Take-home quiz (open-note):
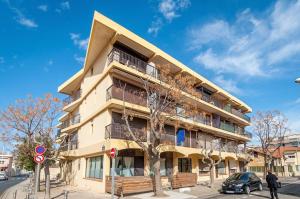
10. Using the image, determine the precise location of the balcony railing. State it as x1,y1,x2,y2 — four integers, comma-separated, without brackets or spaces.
106,85,249,138
61,114,81,129
63,89,82,106
108,48,160,79
60,140,78,151
106,85,147,106
107,47,250,122
105,123,147,142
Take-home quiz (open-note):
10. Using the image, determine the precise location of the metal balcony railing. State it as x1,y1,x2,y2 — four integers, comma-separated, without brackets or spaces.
107,47,250,123
106,85,147,106
63,89,82,106
61,114,81,129
105,123,147,142
107,48,160,79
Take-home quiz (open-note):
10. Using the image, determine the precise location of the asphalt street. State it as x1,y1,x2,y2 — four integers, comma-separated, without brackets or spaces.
0,176,27,198
200,179,300,199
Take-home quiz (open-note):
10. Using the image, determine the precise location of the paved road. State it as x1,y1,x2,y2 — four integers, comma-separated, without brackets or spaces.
0,176,27,198
199,179,300,199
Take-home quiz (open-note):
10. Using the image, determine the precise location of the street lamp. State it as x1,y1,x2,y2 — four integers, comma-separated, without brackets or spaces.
296,78,300,84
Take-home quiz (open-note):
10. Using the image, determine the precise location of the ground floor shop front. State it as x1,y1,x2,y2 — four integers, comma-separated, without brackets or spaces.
59,147,248,194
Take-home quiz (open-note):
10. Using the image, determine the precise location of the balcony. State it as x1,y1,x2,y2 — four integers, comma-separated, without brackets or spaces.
106,85,147,106
105,123,147,142
106,85,249,139
63,89,82,106
108,48,159,79
60,140,78,152
107,48,250,123
61,114,81,129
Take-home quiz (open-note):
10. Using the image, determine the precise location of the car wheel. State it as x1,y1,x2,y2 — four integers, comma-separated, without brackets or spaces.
258,183,263,191
244,186,250,195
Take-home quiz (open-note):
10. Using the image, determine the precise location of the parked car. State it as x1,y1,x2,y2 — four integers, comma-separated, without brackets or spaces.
0,172,8,181
222,172,262,194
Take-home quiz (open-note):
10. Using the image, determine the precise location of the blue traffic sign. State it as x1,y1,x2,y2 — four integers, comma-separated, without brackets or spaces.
35,145,46,155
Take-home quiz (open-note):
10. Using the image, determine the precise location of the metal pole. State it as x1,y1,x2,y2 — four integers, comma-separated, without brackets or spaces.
111,157,115,199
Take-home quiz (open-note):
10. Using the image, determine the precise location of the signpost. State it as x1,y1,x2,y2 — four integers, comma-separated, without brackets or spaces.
110,148,117,199
34,155,45,164
34,145,46,193
35,145,46,155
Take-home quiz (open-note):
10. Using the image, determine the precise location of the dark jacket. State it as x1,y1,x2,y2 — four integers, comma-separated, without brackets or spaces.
266,172,278,188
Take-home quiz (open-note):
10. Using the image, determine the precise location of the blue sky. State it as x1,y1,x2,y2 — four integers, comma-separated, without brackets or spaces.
0,0,300,151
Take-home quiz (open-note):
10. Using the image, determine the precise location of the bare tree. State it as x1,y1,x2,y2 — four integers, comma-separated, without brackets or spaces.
115,65,200,196
0,94,61,199
200,135,223,188
252,110,289,177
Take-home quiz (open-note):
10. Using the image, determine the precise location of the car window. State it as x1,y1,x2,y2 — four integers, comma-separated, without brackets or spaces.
239,173,249,181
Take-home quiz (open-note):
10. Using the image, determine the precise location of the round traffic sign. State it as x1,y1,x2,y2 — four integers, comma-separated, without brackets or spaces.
35,145,46,155
110,148,117,158
34,155,45,164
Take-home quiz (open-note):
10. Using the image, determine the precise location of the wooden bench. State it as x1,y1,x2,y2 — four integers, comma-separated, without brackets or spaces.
106,176,153,196
171,173,197,189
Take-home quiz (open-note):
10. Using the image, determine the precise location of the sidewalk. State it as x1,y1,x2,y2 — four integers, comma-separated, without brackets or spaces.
36,180,223,199
0,179,30,199
1,178,223,199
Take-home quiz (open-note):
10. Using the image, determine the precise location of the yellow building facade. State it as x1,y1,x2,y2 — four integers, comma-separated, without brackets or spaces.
56,11,252,193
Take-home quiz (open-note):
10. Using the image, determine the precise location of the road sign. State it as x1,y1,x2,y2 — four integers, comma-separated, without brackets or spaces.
110,148,117,158
35,145,46,155
34,155,45,164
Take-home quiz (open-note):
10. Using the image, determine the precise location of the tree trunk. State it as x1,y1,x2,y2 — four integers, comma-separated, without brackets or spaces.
152,155,165,197
35,163,41,193
209,164,215,188
263,155,267,179
44,161,51,199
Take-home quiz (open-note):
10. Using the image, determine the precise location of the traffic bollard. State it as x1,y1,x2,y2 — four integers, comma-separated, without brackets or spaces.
13,190,17,199
64,190,68,199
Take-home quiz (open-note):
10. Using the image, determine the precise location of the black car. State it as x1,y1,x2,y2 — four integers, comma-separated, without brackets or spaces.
222,172,263,194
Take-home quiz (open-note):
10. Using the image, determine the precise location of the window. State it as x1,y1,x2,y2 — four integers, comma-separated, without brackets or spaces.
217,160,226,174
112,156,135,177
0,160,4,164
249,166,264,172
85,156,103,179
199,159,210,175
160,158,166,176
178,158,192,173
176,129,185,146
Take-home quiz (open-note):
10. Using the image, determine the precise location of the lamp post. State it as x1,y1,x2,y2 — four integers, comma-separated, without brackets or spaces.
295,78,300,84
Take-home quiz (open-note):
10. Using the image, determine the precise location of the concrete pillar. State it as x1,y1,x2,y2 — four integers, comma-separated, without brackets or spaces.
173,153,178,175
144,152,150,176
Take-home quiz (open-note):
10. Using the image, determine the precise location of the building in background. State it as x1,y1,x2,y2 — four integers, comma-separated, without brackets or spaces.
56,11,252,193
273,146,300,176
0,154,13,176
247,146,300,177
273,134,300,147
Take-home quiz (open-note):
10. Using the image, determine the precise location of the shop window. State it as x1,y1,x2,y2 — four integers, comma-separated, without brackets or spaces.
85,156,103,179
178,158,192,173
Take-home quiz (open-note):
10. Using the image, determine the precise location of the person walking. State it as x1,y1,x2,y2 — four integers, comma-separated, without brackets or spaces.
266,170,279,199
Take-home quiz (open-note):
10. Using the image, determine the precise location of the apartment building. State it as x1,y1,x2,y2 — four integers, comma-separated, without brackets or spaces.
273,134,300,147
56,11,252,193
